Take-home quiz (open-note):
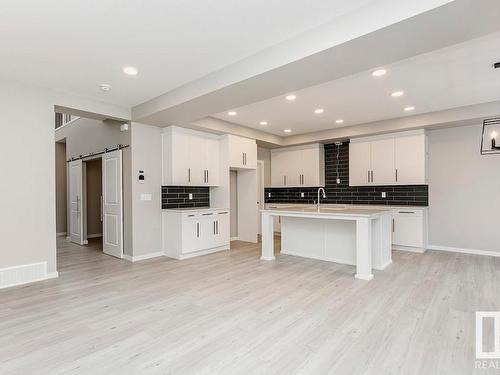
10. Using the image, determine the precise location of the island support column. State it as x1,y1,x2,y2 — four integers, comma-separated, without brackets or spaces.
261,212,275,260
355,217,373,280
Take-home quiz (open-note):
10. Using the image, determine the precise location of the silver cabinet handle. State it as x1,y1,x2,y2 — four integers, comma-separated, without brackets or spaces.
213,221,216,234
392,218,395,232
367,171,370,183
197,222,199,238
395,169,398,182
206,169,209,183
371,170,374,183
202,213,213,216
399,211,415,214
188,168,191,182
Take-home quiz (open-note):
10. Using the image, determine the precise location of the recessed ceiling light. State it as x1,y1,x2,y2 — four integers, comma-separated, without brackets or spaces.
335,119,344,124
259,121,268,126
404,106,415,112
372,69,387,77
284,129,292,133
285,94,297,101
314,108,324,114
391,91,404,97
123,66,138,76
99,83,111,91
228,111,237,116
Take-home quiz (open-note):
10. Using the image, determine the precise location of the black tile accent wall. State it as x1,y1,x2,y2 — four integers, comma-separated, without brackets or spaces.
161,186,210,209
265,142,428,206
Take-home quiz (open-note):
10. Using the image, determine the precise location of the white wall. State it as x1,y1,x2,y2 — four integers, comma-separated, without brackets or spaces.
0,78,129,278
428,124,500,253
130,123,162,257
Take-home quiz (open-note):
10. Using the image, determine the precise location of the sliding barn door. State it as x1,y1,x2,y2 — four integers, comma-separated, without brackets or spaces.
102,150,123,258
69,160,84,245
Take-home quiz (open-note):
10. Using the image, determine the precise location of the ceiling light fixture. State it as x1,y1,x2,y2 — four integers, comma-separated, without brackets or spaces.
123,66,138,76
335,119,344,124
228,111,237,116
99,83,111,91
404,106,415,112
259,121,268,126
391,91,404,97
314,108,324,114
285,94,297,101
372,69,387,77
284,129,292,133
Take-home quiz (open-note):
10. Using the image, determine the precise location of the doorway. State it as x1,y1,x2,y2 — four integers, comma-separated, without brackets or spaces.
85,158,102,248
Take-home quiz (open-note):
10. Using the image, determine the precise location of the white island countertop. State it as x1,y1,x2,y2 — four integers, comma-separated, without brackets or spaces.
162,207,228,213
261,205,391,218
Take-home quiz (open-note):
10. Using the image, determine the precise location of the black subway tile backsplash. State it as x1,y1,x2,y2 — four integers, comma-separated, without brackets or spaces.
161,186,210,209
265,142,428,206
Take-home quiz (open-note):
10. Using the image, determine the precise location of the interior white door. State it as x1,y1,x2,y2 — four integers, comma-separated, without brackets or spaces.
102,150,123,258
69,160,84,245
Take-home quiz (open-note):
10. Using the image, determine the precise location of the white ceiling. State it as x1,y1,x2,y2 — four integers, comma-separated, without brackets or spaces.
212,32,500,136
0,0,381,108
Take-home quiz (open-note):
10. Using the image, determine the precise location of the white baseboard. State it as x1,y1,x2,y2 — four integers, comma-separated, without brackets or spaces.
87,233,103,239
167,245,230,260
123,251,164,262
427,245,500,258
392,245,426,253
230,237,239,241
56,232,67,237
82,240,88,245
0,262,59,289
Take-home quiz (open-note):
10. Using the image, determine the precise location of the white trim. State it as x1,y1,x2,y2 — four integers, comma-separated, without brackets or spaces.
123,252,164,262
167,246,229,260
392,245,426,254
230,237,240,241
0,262,59,289
87,233,103,239
427,245,500,258
56,232,67,237
82,240,89,245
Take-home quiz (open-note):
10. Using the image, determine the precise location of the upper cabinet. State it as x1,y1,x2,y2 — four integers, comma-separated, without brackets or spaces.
227,134,257,169
349,130,427,186
271,144,325,187
162,126,220,186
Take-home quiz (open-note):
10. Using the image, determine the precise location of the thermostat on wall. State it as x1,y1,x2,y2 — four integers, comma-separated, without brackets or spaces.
138,170,145,183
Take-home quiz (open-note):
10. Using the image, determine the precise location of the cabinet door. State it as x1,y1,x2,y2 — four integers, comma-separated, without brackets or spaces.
182,217,203,253
392,210,424,248
187,135,204,185
395,135,426,184
214,211,230,247
284,149,301,186
299,147,319,187
243,140,257,169
205,138,220,186
370,138,395,185
349,142,371,186
271,151,288,187
171,132,191,185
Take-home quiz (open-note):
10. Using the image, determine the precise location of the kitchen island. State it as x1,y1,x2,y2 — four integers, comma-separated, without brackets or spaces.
261,206,393,280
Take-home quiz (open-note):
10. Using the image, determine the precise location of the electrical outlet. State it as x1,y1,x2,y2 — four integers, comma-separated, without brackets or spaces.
336,178,341,184
301,192,304,198
381,192,386,198
268,192,271,198
188,193,193,200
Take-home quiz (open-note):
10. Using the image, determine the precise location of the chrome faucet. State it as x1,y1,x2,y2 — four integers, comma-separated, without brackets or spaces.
317,188,326,210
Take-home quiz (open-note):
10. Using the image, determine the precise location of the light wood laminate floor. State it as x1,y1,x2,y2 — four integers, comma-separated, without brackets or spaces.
1,237,499,375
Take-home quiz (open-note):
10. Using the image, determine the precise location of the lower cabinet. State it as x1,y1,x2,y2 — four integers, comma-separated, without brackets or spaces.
163,209,230,259
392,208,427,252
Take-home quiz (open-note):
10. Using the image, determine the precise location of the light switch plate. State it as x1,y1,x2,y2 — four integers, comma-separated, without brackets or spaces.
381,192,386,198
336,178,341,184
188,193,193,200
140,193,152,201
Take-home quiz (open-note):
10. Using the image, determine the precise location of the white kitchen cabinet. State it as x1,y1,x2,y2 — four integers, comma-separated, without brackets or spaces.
370,138,395,185
163,208,230,259
349,130,427,186
392,208,427,252
162,126,220,186
394,134,426,184
270,144,325,187
227,134,257,169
